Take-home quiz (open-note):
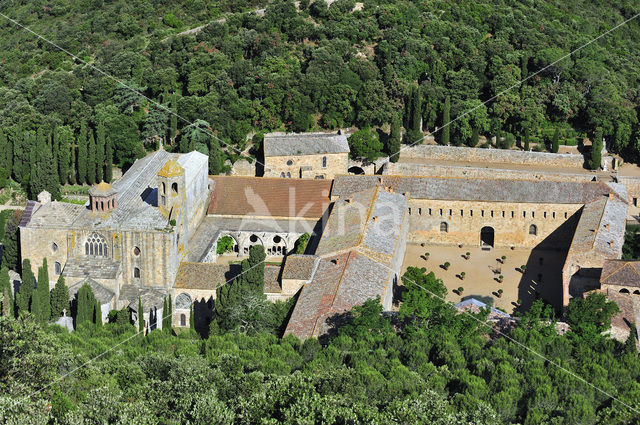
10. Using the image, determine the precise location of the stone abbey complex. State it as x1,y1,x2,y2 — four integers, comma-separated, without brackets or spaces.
18,132,640,338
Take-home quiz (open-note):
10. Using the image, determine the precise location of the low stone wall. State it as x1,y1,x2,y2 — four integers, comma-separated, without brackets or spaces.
387,162,594,182
401,145,586,168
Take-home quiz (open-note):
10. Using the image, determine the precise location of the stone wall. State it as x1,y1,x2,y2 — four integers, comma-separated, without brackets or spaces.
264,152,348,179
20,227,69,287
406,199,583,249
401,145,587,168
387,162,595,182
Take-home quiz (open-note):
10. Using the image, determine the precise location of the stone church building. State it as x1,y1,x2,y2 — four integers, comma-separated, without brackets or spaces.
20,149,209,330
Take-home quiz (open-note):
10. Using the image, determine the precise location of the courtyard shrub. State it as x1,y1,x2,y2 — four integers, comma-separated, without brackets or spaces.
216,236,235,255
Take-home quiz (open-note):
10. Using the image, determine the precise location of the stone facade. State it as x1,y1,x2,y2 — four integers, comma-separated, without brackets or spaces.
264,152,348,179
406,199,583,248
20,150,210,318
262,131,350,179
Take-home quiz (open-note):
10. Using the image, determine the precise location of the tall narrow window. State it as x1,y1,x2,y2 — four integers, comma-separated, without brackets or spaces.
322,156,327,168
180,314,186,327
529,224,537,235
134,267,141,278
440,222,448,232
55,262,61,275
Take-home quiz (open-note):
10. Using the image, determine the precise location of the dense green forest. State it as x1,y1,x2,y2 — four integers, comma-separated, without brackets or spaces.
1,266,639,424
0,0,639,198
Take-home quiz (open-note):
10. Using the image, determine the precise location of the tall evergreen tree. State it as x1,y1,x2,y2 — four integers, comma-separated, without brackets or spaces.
170,93,178,146
69,134,77,185
0,129,12,177
96,121,105,183
77,122,88,184
162,297,168,330
138,296,144,332
551,128,560,153
441,96,451,146
16,259,35,315
87,129,96,185
75,283,97,327
209,138,223,175
55,126,72,185
2,211,21,272
30,130,60,200
189,304,194,330
167,294,172,331
590,127,603,170
523,127,530,151
0,266,13,317
105,134,113,183
470,127,479,147
32,258,51,323
50,274,69,320
94,299,102,327
388,113,402,163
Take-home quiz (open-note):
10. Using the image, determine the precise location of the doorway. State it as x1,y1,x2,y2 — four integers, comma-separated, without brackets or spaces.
481,226,494,247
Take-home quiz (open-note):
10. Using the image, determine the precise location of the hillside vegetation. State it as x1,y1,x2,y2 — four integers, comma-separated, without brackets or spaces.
0,0,639,197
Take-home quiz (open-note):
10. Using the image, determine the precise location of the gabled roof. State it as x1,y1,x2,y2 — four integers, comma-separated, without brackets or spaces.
208,176,332,219
331,175,620,204
282,255,320,281
157,159,184,177
24,201,85,228
174,262,240,290
601,260,640,288
263,131,350,157
68,278,115,304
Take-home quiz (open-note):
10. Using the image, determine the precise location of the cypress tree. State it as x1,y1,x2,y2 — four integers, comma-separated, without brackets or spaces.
50,133,59,184
411,87,422,135
388,113,402,163
0,266,13,317
138,296,144,332
16,259,35,315
69,134,77,185
0,129,12,176
590,127,603,170
523,127,530,151
33,258,51,323
162,297,168,330
551,128,560,153
96,121,105,183
105,135,113,183
189,304,194,330
442,96,451,146
12,124,26,182
50,274,69,320
87,129,96,185
55,127,71,185
75,283,97,327
167,294,172,331
209,138,223,175
77,122,88,184
94,299,102,327
470,127,479,147
170,93,178,146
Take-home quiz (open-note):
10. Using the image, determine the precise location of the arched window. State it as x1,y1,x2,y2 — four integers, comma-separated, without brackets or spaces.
134,267,140,278
440,222,448,232
85,233,108,257
280,172,286,177
620,288,630,294
322,156,327,168
180,314,186,327
52,242,58,252
529,224,537,235
133,246,141,257
54,261,61,275
161,182,166,194
171,182,178,194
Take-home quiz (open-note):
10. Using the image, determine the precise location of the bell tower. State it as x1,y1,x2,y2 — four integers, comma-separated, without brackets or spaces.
157,159,185,219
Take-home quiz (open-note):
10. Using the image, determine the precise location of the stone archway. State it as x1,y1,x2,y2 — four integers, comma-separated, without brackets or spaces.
480,226,494,247
348,166,365,175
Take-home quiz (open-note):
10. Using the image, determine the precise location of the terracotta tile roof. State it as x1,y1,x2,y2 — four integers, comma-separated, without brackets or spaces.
284,251,393,339
208,176,332,219
174,262,240,289
264,265,282,293
601,260,640,288
282,255,319,281
331,175,620,204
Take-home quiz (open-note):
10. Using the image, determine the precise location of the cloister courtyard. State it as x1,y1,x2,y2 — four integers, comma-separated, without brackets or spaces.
400,243,567,314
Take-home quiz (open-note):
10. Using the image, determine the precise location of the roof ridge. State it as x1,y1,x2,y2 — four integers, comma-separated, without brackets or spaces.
311,252,352,337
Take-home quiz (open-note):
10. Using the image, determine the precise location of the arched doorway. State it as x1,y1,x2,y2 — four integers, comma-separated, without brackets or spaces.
480,226,494,247
348,166,365,175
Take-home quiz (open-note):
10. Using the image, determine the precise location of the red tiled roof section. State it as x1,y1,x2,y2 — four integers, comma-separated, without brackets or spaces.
601,260,640,288
208,176,332,219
